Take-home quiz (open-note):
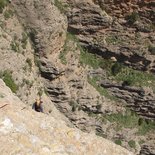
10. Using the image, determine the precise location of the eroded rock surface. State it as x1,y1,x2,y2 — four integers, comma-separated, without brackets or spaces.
0,0,154,154
101,81,155,119
66,0,155,72
0,79,133,155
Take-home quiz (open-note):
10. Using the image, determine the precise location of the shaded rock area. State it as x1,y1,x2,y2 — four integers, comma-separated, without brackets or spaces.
100,81,155,119
40,58,65,80
66,0,155,73
140,144,155,155
67,1,112,35
0,79,133,155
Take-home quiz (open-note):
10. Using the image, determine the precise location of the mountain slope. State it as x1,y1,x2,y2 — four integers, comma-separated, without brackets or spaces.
0,79,133,155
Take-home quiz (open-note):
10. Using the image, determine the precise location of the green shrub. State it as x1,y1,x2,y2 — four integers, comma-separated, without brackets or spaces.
26,58,32,70
0,0,9,13
69,101,78,112
138,118,143,126
128,140,136,149
21,32,28,49
96,104,102,111
111,62,123,76
96,130,107,138
22,79,33,88
2,70,18,93
148,45,155,55
10,41,20,52
4,9,13,19
115,139,122,146
122,79,132,86
126,11,139,25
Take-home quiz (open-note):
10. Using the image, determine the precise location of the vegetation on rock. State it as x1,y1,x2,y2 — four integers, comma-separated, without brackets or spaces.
0,0,9,13
0,70,18,93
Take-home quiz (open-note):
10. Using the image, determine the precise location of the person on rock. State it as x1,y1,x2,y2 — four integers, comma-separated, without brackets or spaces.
32,97,43,113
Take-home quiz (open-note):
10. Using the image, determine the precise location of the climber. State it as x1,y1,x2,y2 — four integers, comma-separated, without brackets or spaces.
32,97,43,113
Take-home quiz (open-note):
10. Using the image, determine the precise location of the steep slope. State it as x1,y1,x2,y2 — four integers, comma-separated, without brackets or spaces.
0,79,133,155
0,0,155,154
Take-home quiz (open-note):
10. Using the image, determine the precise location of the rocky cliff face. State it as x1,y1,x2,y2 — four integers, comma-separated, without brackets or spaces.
67,0,155,73
0,79,133,155
0,0,155,154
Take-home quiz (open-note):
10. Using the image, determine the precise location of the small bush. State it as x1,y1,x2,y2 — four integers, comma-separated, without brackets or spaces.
2,70,18,93
22,79,33,88
10,41,20,53
115,139,122,146
21,32,28,49
96,104,102,111
4,9,13,19
0,0,9,13
138,118,143,126
122,79,133,86
128,140,136,149
69,101,78,112
111,62,123,76
126,11,139,25
26,58,32,70
148,45,155,55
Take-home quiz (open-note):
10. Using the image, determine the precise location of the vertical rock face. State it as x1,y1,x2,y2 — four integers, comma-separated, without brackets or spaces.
0,79,134,155
100,81,155,119
12,0,67,55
